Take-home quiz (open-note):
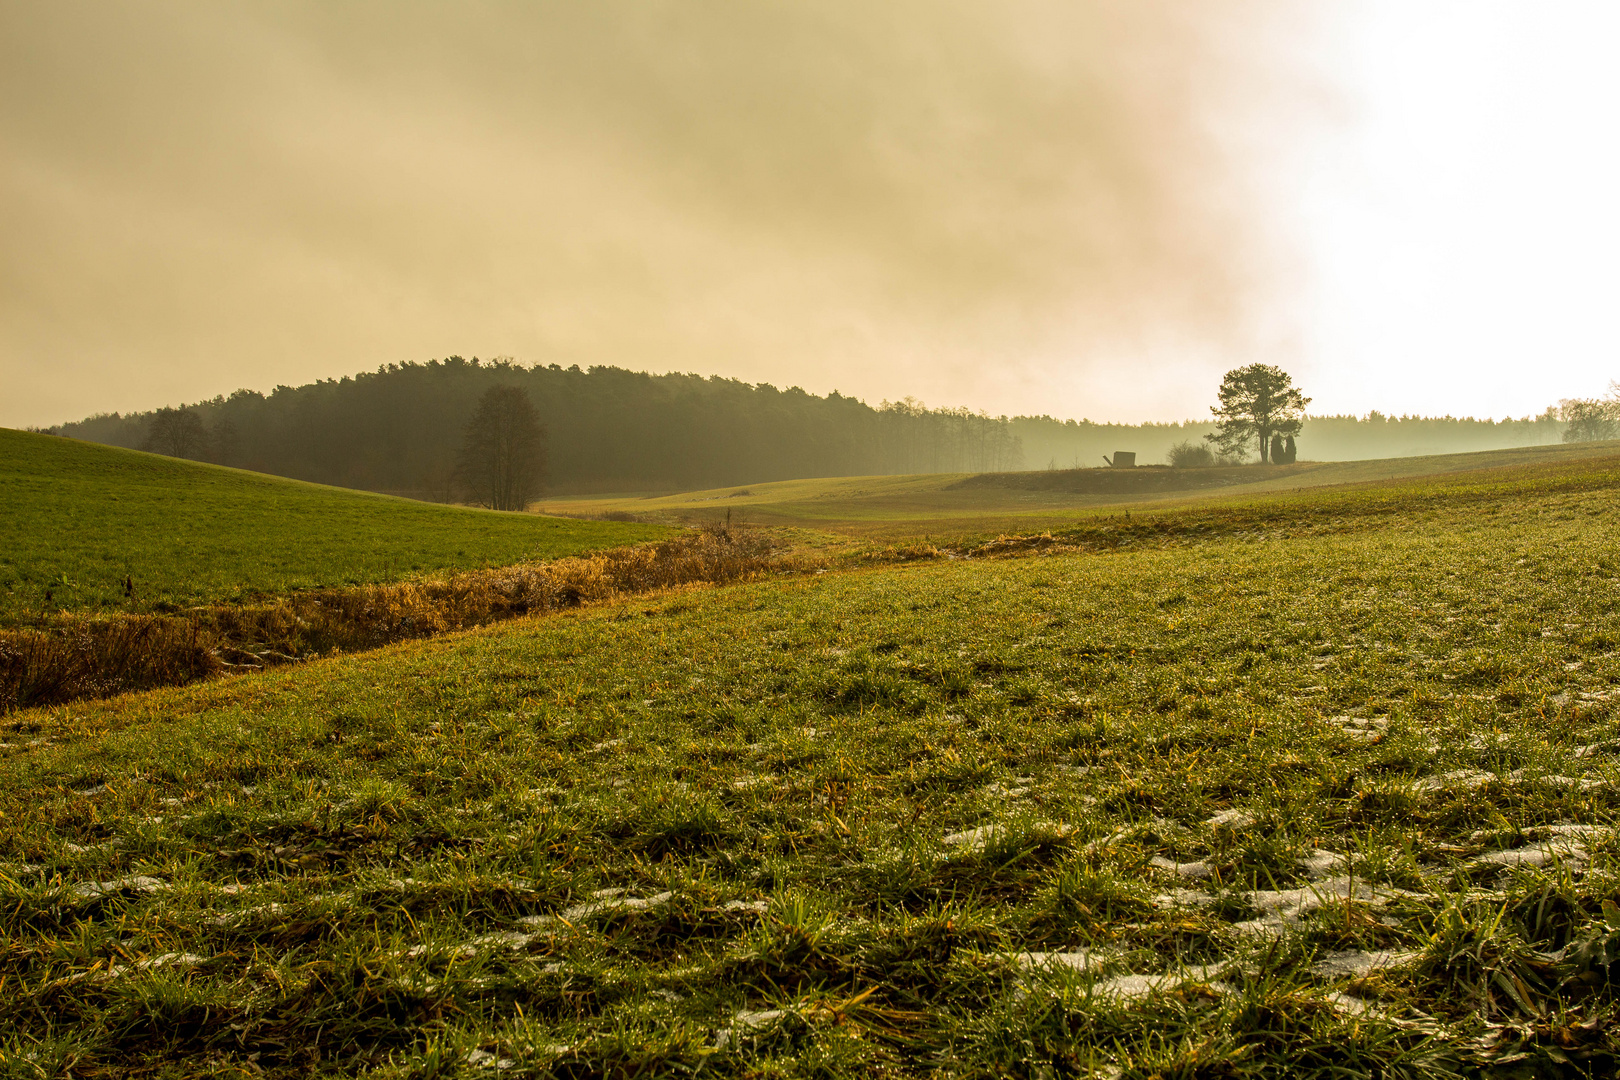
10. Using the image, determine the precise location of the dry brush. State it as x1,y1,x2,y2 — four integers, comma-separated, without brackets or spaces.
1,527,796,712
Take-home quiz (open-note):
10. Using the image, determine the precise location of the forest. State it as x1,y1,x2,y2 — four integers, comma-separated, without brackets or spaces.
52,359,1022,497
50,358,1570,497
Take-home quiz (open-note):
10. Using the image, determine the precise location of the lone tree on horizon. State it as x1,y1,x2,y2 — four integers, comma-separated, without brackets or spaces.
1206,364,1309,464
456,385,547,510
143,407,208,459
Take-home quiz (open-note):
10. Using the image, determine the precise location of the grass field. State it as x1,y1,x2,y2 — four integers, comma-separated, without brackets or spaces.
4,451,1619,1076
0,429,670,622
537,440,1620,539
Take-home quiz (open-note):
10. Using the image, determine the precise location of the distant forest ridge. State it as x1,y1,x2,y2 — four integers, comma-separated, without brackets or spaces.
51,358,1567,497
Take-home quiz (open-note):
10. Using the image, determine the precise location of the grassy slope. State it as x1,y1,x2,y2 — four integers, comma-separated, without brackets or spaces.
539,439,1620,539
3,456,1619,1075
0,428,670,621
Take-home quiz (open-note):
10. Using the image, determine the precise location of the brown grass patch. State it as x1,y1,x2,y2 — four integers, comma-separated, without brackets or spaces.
1,526,800,712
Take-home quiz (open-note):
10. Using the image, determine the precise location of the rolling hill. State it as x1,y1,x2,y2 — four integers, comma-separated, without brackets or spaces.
0,428,669,621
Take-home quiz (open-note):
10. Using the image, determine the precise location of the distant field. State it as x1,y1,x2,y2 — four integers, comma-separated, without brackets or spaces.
539,439,1620,538
4,449,1620,1075
0,429,670,621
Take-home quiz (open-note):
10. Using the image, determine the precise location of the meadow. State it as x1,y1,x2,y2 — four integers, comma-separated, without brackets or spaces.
2,449,1618,1076
0,430,668,622
536,440,1620,539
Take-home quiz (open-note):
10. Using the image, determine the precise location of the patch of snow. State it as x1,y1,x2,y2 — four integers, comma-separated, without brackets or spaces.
984,781,1032,799
1312,949,1420,979
1324,715,1388,744
211,902,286,927
1013,949,1109,973
1574,740,1620,758
1507,770,1607,792
138,951,204,970
1235,876,1423,938
943,822,1072,852
714,1008,790,1050
1412,769,1494,794
467,931,539,951
1470,837,1589,871
1090,964,1231,1001
463,1049,515,1070
1525,823,1610,840
1324,991,1377,1017
1206,809,1255,829
1149,856,1213,880
1298,849,1349,880
70,876,167,900
80,951,208,982
561,890,675,922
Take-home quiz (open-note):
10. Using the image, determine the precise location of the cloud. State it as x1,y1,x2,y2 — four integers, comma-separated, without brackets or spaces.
0,0,1316,426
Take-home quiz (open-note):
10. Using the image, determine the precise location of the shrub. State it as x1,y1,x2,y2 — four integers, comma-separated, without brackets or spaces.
1167,440,1216,468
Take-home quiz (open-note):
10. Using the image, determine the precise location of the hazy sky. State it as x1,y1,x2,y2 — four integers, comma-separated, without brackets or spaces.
3,2,1617,429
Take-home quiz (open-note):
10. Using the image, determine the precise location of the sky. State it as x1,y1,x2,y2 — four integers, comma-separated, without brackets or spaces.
2,1,1617,429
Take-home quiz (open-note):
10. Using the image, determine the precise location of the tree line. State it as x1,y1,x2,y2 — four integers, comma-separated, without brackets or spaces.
47,359,1607,498
54,359,1024,498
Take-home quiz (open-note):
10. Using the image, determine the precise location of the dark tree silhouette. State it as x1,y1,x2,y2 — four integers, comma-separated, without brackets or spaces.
456,385,547,510
1206,365,1309,464
143,407,208,459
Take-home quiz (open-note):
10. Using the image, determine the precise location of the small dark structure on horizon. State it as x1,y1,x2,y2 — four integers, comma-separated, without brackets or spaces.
1103,452,1136,468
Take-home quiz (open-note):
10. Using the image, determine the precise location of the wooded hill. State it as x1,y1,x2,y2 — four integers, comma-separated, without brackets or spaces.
55,359,1022,497
51,358,1567,497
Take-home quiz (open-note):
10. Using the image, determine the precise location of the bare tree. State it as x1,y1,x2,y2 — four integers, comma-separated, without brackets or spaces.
143,407,208,458
1560,382,1620,443
1205,365,1310,464
456,385,547,510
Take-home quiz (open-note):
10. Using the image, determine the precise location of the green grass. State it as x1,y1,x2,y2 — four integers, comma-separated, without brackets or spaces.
0,429,671,621
539,439,1620,539
3,454,1619,1075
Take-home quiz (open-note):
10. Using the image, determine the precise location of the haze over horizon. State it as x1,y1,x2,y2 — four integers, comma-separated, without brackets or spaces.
4,1,1618,431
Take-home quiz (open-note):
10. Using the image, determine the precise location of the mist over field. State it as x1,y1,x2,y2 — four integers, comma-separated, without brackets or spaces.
47,359,1572,498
